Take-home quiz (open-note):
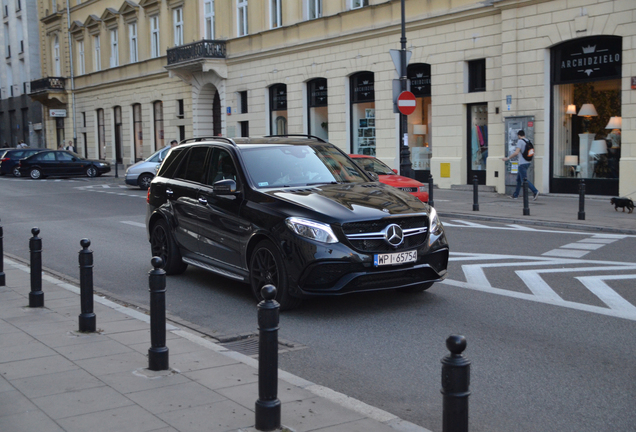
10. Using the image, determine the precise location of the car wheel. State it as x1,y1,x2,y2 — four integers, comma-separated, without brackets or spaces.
397,282,434,293
85,166,98,177
150,219,187,275
138,173,153,190
29,168,42,180
249,239,301,311
12,167,21,177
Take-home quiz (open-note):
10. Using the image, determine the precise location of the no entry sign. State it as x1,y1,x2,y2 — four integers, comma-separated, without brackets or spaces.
397,91,417,116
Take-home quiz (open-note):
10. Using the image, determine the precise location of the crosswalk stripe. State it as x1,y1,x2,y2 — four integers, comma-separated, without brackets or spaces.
577,275,636,313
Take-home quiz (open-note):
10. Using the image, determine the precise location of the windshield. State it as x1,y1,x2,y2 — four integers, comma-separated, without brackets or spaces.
241,144,369,188
353,157,396,175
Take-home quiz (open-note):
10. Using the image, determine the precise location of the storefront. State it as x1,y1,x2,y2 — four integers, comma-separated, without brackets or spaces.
550,36,622,195
406,63,432,182
350,71,375,156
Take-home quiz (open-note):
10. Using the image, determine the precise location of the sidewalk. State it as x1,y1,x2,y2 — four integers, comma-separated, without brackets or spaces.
0,259,429,432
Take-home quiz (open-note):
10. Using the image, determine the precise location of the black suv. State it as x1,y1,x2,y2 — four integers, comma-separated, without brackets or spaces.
146,136,449,309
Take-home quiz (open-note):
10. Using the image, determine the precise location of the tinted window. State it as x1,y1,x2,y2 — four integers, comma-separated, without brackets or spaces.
206,149,237,186
174,147,209,183
10,150,25,158
157,147,186,178
57,152,74,161
35,152,55,161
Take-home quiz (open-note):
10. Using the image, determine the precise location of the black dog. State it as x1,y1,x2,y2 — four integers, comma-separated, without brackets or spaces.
611,197,634,213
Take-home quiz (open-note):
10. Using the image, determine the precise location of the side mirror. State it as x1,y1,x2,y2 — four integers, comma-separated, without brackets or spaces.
213,178,238,195
392,169,398,174
366,171,380,181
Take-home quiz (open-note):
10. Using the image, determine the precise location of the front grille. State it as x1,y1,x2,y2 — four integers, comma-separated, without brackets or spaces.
341,217,428,253
349,266,439,291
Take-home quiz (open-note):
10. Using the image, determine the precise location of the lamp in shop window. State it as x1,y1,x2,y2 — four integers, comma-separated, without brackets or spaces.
564,155,578,177
577,104,598,133
413,124,427,147
589,139,607,158
605,116,622,130
566,104,577,115
605,116,621,151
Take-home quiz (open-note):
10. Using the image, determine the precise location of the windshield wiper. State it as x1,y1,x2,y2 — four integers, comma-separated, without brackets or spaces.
305,181,340,186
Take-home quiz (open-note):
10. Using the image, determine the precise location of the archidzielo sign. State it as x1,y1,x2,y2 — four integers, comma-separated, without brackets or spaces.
552,36,622,84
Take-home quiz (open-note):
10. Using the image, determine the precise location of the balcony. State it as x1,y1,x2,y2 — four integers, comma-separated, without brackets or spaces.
28,77,67,106
166,40,227,80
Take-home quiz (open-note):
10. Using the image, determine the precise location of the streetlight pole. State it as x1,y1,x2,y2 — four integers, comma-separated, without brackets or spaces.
399,0,412,178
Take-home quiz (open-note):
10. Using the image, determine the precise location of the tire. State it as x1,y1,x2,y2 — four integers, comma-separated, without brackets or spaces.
12,167,21,177
249,239,301,311
29,168,42,180
397,282,434,293
138,173,153,190
150,219,188,275
85,166,98,177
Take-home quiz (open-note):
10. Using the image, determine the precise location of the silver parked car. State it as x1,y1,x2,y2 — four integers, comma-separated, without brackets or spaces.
125,146,171,189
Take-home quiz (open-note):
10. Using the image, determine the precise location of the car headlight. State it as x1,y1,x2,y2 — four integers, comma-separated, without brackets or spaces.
419,186,426,193
285,217,338,244
429,206,443,236
96,163,106,167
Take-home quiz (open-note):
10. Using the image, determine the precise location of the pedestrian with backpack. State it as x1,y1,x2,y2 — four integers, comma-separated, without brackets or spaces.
502,130,539,200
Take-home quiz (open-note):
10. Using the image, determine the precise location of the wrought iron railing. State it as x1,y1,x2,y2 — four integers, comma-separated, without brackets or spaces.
29,77,66,93
167,40,226,65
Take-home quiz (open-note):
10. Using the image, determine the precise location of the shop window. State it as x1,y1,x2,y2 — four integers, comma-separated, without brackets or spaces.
307,78,328,141
350,72,375,155
96,108,105,159
407,63,432,173
270,84,287,135
133,103,143,161
468,59,485,93
153,101,164,151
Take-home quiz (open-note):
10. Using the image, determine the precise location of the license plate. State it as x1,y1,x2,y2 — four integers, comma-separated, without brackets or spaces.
374,250,417,267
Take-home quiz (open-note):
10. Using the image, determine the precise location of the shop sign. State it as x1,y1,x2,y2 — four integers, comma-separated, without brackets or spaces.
271,84,287,110
50,109,67,117
309,79,328,107
407,63,431,97
352,72,374,103
552,36,622,84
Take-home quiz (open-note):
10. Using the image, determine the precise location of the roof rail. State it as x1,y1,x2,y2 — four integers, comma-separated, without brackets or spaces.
264,134,327,143
179,136,238,146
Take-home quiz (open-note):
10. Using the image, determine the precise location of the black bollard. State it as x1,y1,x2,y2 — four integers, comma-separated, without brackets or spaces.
255,285,281,431
148,256,169,371
441,335,471,432
472,175,479,211
578,179,586,220
78,239,96,332
522,179,530,216
29,228,44,308
0,219,5,286
428,174,435,207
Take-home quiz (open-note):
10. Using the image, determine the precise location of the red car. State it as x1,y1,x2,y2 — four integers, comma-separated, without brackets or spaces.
349,154,429,203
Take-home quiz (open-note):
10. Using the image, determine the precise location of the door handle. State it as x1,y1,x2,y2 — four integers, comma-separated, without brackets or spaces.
198,197,208,205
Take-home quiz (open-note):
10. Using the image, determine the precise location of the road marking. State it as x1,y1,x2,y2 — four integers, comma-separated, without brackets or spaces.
442,219,636,238
576,275,636,314
120,221,146,228
560,242,605,250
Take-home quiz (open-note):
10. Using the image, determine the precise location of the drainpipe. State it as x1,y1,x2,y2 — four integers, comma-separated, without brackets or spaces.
66,0,77,154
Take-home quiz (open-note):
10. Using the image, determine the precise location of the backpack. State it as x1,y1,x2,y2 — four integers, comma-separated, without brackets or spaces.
521,138,534,161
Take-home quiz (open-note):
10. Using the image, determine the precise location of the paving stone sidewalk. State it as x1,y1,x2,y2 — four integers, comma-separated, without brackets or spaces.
0,259,430,432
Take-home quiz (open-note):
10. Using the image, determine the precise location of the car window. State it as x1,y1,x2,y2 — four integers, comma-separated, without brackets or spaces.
354,157,395,175
10,150,25,158
241,144,368,188
147,147,167,163
56,152,74,161
206,149,237,186
174,147,209,183
35,152,56,161
157,147,186,178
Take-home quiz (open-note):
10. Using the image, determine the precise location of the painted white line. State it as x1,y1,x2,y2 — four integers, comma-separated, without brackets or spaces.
560,242,605,250
576,275,636,314
121,221,146,228
580,238,621,244
515,270,562,301
542,249,589,258
462,265,491,288
506,224,539,231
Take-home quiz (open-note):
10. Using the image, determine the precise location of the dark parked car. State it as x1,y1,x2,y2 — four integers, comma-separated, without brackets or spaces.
146,136,449,310
17,150,111,179
0,148,44,176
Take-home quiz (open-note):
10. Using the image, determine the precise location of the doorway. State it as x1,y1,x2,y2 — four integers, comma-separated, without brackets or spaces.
467,103,488,184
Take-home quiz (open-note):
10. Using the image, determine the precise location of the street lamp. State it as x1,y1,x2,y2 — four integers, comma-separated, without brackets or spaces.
399,0,413,179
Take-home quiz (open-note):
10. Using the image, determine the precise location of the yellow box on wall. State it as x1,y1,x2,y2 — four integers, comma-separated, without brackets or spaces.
440,163,451,178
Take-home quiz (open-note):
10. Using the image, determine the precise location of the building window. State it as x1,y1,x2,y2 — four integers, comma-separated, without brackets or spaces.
177,99,184,118
179,126,185,141
407,63,432,172
269,84,287,135
307,0,322,19
93,34,101,71
153,101,164,151
16,17,23,53
307,78,328,141
15,0,20,12
270,0,281,29
237,0,248,37
204,0,214,39
3,23,9,59
97,108,105,159
351,0,368,9
133,103,143,161
238,91,248,114
468,59,486,93
114,106,123,163
17,59,24,96
239,121,249,137
77,40,85,74
54,35,61,74
173,8,183,46
110,29,119,67
150,15,160,58
350,71,375,155
128,23,138,63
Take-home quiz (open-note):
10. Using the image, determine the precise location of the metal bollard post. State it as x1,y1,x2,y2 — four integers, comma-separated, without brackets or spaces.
255,285,281,431
148,256,169,371
522,179,530,216
428,174,435,207
441,335,471,432
0,219,5,286
472,175,479,211
578,179,586,220
29,228,44,308
78,239,96,332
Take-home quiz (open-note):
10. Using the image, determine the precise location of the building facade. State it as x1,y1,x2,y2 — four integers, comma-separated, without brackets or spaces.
32,0,635,197
0,0,43,148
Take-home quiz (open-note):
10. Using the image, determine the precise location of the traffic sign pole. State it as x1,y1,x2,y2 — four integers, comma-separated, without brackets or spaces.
399,0,412,179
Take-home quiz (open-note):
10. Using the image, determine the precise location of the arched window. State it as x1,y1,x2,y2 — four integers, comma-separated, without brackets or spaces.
307,78,328,141
350,71,375,155
407,63,432,173
269,84,287,135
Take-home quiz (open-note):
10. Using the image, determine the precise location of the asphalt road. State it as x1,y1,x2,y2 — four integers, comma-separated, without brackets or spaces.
1,176,635,432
